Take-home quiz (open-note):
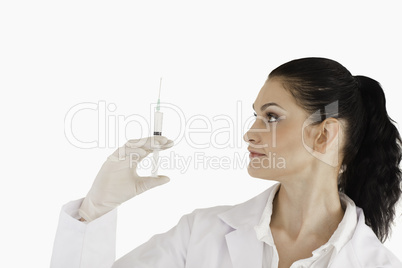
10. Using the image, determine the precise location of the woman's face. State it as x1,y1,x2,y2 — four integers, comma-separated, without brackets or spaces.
244,77,316,181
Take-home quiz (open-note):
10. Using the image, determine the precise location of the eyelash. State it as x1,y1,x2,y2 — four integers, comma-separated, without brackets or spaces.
253,112,280,123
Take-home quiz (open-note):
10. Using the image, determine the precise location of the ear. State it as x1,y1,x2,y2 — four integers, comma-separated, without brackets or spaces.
302,117,342,167
313,118,340,154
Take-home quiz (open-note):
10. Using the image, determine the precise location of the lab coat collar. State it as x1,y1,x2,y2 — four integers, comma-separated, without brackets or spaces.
218,184,276,229
218,185,276,268
329,207,402,267
217,183,402,267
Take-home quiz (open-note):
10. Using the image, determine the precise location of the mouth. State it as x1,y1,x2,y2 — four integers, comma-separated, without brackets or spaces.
248,149,266,158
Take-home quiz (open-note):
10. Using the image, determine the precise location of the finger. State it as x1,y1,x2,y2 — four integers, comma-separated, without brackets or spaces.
126,136,170,149
108,147,148,162
135,175,170,193
159,139,174,150
150,135,168,147
126,137,149,148
146,139,174,153
141,136,169,150
124,147,149,160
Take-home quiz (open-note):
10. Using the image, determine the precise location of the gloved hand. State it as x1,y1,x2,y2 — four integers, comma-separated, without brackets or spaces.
79,135,174,222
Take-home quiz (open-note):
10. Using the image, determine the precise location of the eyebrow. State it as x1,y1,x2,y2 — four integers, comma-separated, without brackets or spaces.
252,102,285,111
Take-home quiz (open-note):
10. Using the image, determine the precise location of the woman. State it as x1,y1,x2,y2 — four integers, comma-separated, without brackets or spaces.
51,58,402,267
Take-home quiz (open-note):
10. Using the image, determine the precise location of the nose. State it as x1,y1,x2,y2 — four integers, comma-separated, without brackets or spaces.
243,130,258,144
243,120,262,145
244,116,272,147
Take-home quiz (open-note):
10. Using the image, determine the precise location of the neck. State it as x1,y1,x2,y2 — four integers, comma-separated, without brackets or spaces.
270,170,344,242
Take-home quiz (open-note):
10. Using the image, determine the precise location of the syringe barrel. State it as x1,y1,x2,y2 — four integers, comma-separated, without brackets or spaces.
154,110,163,135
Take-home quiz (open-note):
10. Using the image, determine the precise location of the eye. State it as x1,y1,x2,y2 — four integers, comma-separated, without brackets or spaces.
253,112,281,123
266,113,280,123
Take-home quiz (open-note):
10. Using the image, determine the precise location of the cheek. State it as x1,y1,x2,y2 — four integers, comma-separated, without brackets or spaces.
266,123,309,165
263,123,302,150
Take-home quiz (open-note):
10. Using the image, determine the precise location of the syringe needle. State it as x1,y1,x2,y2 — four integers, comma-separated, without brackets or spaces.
157,77,162,111
158,77,162,100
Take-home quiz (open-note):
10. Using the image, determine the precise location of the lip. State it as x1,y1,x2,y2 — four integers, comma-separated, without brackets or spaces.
248,148,266,158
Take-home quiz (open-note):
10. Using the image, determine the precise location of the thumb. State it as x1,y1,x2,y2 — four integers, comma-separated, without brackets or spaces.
134,175,170,194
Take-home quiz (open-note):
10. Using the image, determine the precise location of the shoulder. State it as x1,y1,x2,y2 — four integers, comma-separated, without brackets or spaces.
185,183,278,229
333,207,402,267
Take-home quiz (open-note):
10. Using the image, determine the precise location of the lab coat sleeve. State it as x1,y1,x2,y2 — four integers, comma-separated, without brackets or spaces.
50,198,117,268
51,199,193,268
112,212,191,268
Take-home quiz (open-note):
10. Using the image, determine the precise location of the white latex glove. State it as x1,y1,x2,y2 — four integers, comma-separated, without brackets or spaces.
79,135,174,222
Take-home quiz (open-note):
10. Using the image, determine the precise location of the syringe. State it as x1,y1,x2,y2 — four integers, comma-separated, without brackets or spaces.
152,77,163,177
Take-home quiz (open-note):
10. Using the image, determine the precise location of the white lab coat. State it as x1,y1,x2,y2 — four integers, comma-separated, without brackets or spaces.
51,185,402,268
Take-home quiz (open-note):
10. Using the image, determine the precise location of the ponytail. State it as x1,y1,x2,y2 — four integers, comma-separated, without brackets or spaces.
339,76,402,242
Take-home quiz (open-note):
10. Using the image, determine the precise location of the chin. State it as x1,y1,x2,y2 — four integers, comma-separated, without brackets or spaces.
247,166,279,181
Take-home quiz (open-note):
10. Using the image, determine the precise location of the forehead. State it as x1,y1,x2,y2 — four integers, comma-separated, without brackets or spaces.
254,78,295,108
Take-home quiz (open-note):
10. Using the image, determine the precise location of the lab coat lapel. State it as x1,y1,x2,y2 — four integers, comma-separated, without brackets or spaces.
218,185,277,268
225,226,263,268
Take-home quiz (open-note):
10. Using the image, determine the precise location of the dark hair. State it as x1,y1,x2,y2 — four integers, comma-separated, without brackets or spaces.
268,57,402,242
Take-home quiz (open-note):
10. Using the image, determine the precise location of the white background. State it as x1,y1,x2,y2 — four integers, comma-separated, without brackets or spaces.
1,0,401,266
